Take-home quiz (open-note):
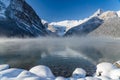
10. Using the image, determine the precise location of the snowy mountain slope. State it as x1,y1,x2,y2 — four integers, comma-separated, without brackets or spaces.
50,9,103,31
64,10,120,36
0,0,48,37
65,17,103,36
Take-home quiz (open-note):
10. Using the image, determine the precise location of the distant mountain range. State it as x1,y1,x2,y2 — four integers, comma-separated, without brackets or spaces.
0,0,120,37
48,9,120,37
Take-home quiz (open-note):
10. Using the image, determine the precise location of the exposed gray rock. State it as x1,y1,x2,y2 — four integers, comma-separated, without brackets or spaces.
88,17,120,37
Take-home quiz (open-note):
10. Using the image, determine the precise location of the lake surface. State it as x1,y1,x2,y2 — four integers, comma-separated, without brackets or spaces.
0,37,120,77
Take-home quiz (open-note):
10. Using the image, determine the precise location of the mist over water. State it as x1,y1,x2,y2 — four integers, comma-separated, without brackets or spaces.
0,37,120,77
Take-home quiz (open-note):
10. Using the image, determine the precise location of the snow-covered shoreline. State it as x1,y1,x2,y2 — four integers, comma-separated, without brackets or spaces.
0,61,120,80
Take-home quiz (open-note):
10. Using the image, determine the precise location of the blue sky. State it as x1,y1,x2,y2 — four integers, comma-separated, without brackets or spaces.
26,0,120,22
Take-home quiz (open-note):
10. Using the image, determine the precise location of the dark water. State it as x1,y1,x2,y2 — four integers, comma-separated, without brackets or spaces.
0,37,120,77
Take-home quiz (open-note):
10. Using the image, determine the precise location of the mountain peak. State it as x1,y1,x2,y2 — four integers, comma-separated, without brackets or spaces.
91,9,103,17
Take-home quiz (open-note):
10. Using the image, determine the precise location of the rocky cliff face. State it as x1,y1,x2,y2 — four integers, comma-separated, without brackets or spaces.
88,17,120,37
0,0,48,37
99,11,118,20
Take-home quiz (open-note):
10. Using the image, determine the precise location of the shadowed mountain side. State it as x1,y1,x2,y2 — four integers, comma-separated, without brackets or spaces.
88,17,120,37
0,0,48,37
65,17,103,36
0,20,35,37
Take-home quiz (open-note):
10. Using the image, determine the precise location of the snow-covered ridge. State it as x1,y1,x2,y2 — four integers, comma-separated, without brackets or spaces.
49,9,120,30
49,9,103,36
48,9,120,36
49,9,103,30
0,60,120,80
50,20,84,31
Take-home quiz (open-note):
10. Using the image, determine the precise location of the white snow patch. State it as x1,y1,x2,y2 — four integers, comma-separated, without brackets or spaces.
116,11,120,17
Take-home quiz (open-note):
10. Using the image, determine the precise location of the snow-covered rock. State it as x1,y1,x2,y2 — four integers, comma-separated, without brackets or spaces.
17,70,39,78
0,64,9,71
55,76,66,80
0,61,120,80
113,60,120,68
95,62,120,79
95,62,117,77
96,76,110,80
66,77,76,80
72,68,86,79
109,69,120,80
0,68,25,78
85,77,100,80
29,65,55,79
77,78,85,80
1,76,43,80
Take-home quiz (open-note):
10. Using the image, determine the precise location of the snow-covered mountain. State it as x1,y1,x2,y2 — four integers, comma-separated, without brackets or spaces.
48,9,120,36
50,9,103,31
48,9,103,36
50,9,120,29
0,0,119,37
0,0,48,37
